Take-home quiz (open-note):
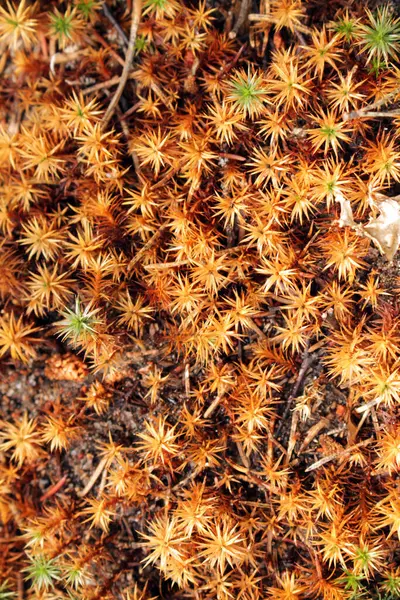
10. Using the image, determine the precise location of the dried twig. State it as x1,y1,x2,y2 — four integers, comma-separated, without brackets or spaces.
102,0,142,127
236,441,250,469
144,242,253,271
265,427,287,455
50,49,89,73
116,105,141,173
204,394,224,418
97,463,109,498
127,223,168,272
102,2,129,46
286,410,299,463
355,408,371,437
344,85,400,121
0,48,8,76
248,13,312,35
276,342,314,437
219,152,246,161
79,456,108,497
171,467,201,492
225,459,276,493
17,572,23,600
247,317,267,340
355,397,381,413
325,424,347,437
184,363,190,399
305,439,371,472
370,407,382,440
216,45,246,80
229,0,251,39
91,30,126,66
82,74,135,95
348,110,400,119
40,475,67,502
298,417,330,454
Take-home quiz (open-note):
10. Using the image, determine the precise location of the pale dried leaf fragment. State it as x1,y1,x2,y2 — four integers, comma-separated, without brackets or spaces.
363,198,400,261
335,193,400,261
335,192,355,227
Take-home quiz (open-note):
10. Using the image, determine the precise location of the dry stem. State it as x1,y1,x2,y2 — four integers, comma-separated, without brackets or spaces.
102,2,129,46
276,342,314,437
286,410,299,464
298,417,330,454
248,14,312,35
229,0,251,39
102,0,142,127
40,475,67,502
127,223,168,272
344,85,400,121
204,394,224,418
79,456,108,497
305,439,371,472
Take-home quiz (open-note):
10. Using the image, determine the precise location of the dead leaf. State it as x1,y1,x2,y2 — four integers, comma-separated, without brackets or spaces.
363,198,400,261
335,193,400,261
335,192,355,227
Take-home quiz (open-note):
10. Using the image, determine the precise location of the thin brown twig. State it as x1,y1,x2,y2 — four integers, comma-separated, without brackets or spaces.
298,417,330,454
276,342,314,437
97,463,109,498
355,397,382,414
350,110,400,119
121,100,142,119
216,45,246,80
265,427,287,455
204,394,223,418
82,74,132,95
116,105,141,173
102,0,142,127
229,0,251,39
79,457,108,497
286,410,299,464
91,30,126,67
171,468,201,492
184,363,190,399
248,13,312,35
127,223,168,272
370,407,382,440
355,408,371,437
247,317,267,341
344,85,400,120
305,439,371,472
38,31,48,59
236,441,250,469
102,2,129,46
225,459,276,493
144,258,194,271
144,241,254,271
17,572,23,600
307,339,325,353
144,236,305,272
219,152,246,161
0,48,8,76
40,475,67,502
50,49,89,68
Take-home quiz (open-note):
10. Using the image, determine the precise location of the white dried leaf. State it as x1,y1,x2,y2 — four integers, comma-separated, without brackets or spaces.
335,192,355,227
363,198,400,261
335,192,400,261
